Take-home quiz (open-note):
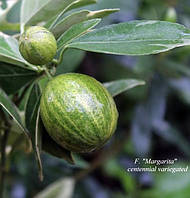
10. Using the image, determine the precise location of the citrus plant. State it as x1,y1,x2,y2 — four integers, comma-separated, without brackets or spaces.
1,0,190,197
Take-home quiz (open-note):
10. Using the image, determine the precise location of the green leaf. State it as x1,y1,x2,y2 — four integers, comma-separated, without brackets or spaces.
0,87,29,139
25,83,43,180
52,9,119,39
0,32,28,66
20,0,95,28
34,177,75,198
25,83,41,140
57,19,101,50
45,0,97,30
0,62,38,94
67,20,190,55
38,76,49,92
66,0,97,11
104,79,145,97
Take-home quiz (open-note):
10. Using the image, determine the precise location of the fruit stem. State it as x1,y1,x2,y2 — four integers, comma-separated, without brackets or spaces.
57,47,67,65
52,59,58,65
44,66,53,80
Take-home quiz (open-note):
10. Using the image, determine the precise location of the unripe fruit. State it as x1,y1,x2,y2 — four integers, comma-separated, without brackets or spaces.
40,73,118,153
19,26,57,65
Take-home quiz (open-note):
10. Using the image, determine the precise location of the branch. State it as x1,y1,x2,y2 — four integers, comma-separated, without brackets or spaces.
0,112,10,198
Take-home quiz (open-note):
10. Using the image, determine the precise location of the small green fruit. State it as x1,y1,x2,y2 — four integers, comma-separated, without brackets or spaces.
19,26,57,65
40,73,118,153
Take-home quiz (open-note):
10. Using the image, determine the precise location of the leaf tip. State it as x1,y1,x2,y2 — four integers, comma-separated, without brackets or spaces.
139,80,146,85
112,8,120,12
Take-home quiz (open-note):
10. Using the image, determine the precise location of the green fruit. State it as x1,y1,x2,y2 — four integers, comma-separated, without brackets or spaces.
40,73,118,153
19,26,57,65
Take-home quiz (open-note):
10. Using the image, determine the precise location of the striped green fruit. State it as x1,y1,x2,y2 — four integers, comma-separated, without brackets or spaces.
19,26,57,65
40,73,118,153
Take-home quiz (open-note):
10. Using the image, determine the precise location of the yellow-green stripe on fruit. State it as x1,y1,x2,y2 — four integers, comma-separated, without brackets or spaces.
40,73,118,153
19,26,57,65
